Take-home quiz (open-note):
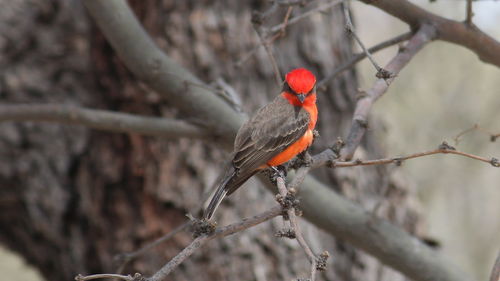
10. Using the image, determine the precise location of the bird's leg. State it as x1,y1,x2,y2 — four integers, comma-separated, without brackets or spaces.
271,165,287,179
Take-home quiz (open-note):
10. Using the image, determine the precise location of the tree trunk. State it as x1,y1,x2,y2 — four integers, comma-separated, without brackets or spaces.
0,1,421,280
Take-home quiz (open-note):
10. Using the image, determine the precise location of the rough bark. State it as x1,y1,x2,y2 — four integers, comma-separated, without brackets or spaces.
0,1,422,281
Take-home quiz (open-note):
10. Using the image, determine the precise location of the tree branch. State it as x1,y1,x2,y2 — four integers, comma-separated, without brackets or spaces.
83,0,243,143
360,0,500,68
147,206,282,281
466,0,473,26
325,142,500,168
318,32,412,88
269,0,345,33
343,1,384,74
339,24,436,160
0,104,210,139
276,177,326,281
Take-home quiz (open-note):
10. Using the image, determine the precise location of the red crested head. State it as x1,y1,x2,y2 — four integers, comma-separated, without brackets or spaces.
285,68,316,94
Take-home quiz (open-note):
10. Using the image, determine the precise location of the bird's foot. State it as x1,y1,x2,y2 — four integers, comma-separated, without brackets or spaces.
188,214,217,238
269,165,287,184
275,187,300,214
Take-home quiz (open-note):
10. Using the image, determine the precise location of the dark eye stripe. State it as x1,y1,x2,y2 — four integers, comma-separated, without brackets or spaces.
283,82,316,96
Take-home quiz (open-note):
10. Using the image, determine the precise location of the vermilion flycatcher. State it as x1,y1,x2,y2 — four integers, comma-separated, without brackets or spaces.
204,68,318,219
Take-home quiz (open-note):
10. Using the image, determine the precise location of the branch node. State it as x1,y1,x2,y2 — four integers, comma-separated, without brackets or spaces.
438,141,456,151
355,118,369,129
275,188,300,212
490,157,499,167
275,228,296,239
189,218,217,238
393,157,403,166
315,251,330,271
375,68,394,80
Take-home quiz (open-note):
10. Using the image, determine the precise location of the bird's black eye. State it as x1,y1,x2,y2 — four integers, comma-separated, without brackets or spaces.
306,84,317,96
282,81,298,95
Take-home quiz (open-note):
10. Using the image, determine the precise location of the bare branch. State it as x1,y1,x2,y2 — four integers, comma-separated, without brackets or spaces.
115,222,189,274
276,177,324,281
454,124,500,144
343,1,384,75
83,0,243,141
325,142,500,168
269,0,345,33
360,0,500,67
147,206,282,281
318,32,412,89
253,24,283,86
75,273,142,281
0,104,210,139
339,24,436,160
466,0,473,26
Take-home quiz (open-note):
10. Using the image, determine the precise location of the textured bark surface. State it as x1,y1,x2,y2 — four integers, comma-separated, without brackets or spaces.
0,1,421,280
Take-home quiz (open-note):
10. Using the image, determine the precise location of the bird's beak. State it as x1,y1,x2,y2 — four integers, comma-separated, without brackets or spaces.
297,94,306,103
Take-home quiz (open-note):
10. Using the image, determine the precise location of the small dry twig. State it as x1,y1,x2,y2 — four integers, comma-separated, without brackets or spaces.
318,32,412,88
75,273,143,281
329,141,500,168
269,0,345,33
147,206,282,281
342,1,387,78
114,223,189,273
466,0,474,26
453,124,500,144
276,177,329,281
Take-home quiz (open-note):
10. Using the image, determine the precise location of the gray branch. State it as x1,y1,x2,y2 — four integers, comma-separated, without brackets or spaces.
0,104,209,139
83,0,244,144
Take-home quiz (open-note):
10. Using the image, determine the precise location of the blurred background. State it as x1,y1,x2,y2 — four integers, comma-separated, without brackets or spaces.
1,1,499,280
354,1,500,280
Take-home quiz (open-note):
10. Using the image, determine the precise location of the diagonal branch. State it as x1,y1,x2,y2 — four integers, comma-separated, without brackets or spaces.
339,24,436,160
318,31,412,88
83,0,243,142
360,0,500,68
0,104,210,139
147,206,282,281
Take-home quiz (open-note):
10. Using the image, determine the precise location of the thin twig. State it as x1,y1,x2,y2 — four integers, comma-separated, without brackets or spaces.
318,32,412,88
236,4,296,67
147,206,282,281
253,24,283,86
453,124,500,144
327,142,500,168
0,104,209,139
466,0,473,26
115,222,189,274
75,273,141,281
339,24,436,160
269,0,345,33
343,1,384,75
276,177,322,281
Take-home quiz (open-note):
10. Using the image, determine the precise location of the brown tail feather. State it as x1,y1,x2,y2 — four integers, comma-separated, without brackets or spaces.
203,169,259,220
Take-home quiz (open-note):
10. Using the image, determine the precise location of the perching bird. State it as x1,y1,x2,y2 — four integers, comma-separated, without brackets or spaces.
203,68,318,220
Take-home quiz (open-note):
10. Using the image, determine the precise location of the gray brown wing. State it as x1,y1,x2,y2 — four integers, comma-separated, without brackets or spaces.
227,96,310,194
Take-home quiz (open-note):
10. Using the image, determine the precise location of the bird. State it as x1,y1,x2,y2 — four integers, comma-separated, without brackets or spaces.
203,68,318,220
